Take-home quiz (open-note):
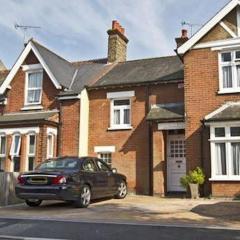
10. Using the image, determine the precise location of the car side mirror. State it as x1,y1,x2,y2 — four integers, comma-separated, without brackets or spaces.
111,168,117,173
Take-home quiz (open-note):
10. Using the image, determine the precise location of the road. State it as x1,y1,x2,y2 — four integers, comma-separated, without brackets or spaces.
0,218,239,240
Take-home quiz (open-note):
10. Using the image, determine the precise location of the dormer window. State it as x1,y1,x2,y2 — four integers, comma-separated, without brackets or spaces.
26,71,43,105
219,50,240,93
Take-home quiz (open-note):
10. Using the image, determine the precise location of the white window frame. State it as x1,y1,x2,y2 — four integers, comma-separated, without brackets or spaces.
26,133,36,171
0,134,6,158
218,50,240,94
10,134,21,157
210,123,240,181
98,152,112,166
24,69,43,106
109,98,132,130
47,134,54,159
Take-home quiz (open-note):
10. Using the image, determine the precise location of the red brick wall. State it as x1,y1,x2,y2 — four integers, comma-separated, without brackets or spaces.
184,48,240,196
60,100,80,156
4,52,59,113
88,84,183,194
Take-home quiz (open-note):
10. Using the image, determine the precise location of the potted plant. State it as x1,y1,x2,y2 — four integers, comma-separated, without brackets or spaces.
180,167,205,199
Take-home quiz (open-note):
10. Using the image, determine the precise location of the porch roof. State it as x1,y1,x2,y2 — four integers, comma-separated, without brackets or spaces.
147,102,184,122
205,102,240,122
0,110,59,124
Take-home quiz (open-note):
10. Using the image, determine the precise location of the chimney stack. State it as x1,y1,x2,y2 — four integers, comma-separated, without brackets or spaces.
175,29,189,48
107,20,129,63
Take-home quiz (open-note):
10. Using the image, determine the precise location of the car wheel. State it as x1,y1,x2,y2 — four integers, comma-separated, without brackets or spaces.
115,181,127,199
25,199,42,207
74,185,91,208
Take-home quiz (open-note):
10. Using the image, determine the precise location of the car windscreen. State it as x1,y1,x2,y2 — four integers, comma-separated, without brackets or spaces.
36,158,79,170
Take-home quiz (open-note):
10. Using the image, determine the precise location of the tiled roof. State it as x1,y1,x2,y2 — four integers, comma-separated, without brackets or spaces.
91,56,183,88
147,102,184,122
0,110,58,124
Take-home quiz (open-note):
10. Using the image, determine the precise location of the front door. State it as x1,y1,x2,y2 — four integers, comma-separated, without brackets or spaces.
167,134,186,192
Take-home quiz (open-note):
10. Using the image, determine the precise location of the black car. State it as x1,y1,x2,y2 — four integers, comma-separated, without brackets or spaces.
15,157,127,208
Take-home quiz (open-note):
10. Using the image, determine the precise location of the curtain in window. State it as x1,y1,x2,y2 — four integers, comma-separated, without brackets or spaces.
222,66,232,88
27,89,41,103
28,72,42,88
114,110,120,124
232,143,240,175
215,143,227,175
124,109,130,124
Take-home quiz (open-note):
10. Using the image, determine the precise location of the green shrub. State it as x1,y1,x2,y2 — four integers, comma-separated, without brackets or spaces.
180,167,205,189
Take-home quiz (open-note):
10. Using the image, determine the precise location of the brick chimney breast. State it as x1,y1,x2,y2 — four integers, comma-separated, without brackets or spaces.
107,20,129,63
175,29,189,48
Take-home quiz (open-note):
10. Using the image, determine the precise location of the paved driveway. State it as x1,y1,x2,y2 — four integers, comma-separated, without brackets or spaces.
0,195,239,229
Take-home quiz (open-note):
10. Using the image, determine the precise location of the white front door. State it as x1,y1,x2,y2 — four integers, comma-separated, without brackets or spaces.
167,134,186,192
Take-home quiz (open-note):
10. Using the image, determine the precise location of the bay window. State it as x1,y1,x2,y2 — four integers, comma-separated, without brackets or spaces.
25,71,43,105
10,134,21,172
0,135,6,171
210,125,240,180
219,50,240,93
47,134,54,159
27,134,36,171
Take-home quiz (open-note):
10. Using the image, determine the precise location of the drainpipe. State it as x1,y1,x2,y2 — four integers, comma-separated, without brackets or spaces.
146,85,153,196
57,101,63,157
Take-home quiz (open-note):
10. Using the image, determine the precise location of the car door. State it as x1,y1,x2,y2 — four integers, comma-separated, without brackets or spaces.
94,158,116,195
81,158,101,198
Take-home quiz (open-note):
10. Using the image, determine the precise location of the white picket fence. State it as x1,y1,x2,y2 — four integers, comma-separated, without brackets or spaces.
0,172,23,206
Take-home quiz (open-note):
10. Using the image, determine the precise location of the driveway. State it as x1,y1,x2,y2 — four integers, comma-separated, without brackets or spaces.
0,195,239,229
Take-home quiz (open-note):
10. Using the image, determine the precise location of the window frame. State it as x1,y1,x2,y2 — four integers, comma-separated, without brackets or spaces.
110,98,132,130
98,152,112,166
0,134,6,158
218,50,240,94
46,133,54,159
10,134,21,157
26,133,36,171
24,69,43,106
210,124,240,181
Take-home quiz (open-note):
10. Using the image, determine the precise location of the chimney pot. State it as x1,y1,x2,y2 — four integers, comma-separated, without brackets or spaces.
107,20,129,63
181,29,188,38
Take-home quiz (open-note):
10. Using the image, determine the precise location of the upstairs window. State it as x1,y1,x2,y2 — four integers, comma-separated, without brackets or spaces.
26,71,43,105
111,99,131,129
219,51,240,93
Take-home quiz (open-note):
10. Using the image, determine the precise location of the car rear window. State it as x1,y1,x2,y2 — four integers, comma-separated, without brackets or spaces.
36,158,79,170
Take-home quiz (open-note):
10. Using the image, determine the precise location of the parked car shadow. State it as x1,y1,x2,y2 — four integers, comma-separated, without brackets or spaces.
191,201,240,221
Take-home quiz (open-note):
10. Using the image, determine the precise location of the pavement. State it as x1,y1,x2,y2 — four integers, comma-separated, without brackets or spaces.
0,195,239,230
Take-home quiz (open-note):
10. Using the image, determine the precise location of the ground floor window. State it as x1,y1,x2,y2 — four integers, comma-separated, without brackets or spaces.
10,134,21,172
0,135,6,171
47,134,54,158
210,125,240,179
98,152,112,166
27,134,36,171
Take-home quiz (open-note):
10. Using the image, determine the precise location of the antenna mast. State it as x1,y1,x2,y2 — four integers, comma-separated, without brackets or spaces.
14,23,41,44
181,21,202,36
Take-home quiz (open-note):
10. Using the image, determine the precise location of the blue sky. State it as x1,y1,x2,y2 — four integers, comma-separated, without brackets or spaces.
0,0,230,68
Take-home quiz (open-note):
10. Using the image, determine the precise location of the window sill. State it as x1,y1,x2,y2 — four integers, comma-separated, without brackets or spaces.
209,177,240,181
108,126,133,131
218,89,240,95
21,105,43,111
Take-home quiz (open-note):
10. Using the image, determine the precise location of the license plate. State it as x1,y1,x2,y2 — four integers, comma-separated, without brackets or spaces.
28,177,48,185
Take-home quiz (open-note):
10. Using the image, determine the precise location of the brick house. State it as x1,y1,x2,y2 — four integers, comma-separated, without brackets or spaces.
177,0,240,197
0,0,240,197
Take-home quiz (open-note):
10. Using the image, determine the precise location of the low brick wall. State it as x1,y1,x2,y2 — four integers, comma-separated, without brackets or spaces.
0,172,23,206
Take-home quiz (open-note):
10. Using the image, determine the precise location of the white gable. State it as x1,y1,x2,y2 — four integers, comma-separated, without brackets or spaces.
0,41,61,94
178,0,240,55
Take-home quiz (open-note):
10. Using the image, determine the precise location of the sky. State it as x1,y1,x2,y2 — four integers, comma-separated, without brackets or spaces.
0,0,230,68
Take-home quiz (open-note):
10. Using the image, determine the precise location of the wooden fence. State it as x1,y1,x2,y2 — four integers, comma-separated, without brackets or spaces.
0,172,22,206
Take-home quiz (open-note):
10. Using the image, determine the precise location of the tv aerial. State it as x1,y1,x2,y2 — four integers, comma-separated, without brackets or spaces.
181,21,202,36
14,23,41,44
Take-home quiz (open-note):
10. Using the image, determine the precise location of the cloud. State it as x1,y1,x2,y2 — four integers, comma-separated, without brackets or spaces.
0,0,230,67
